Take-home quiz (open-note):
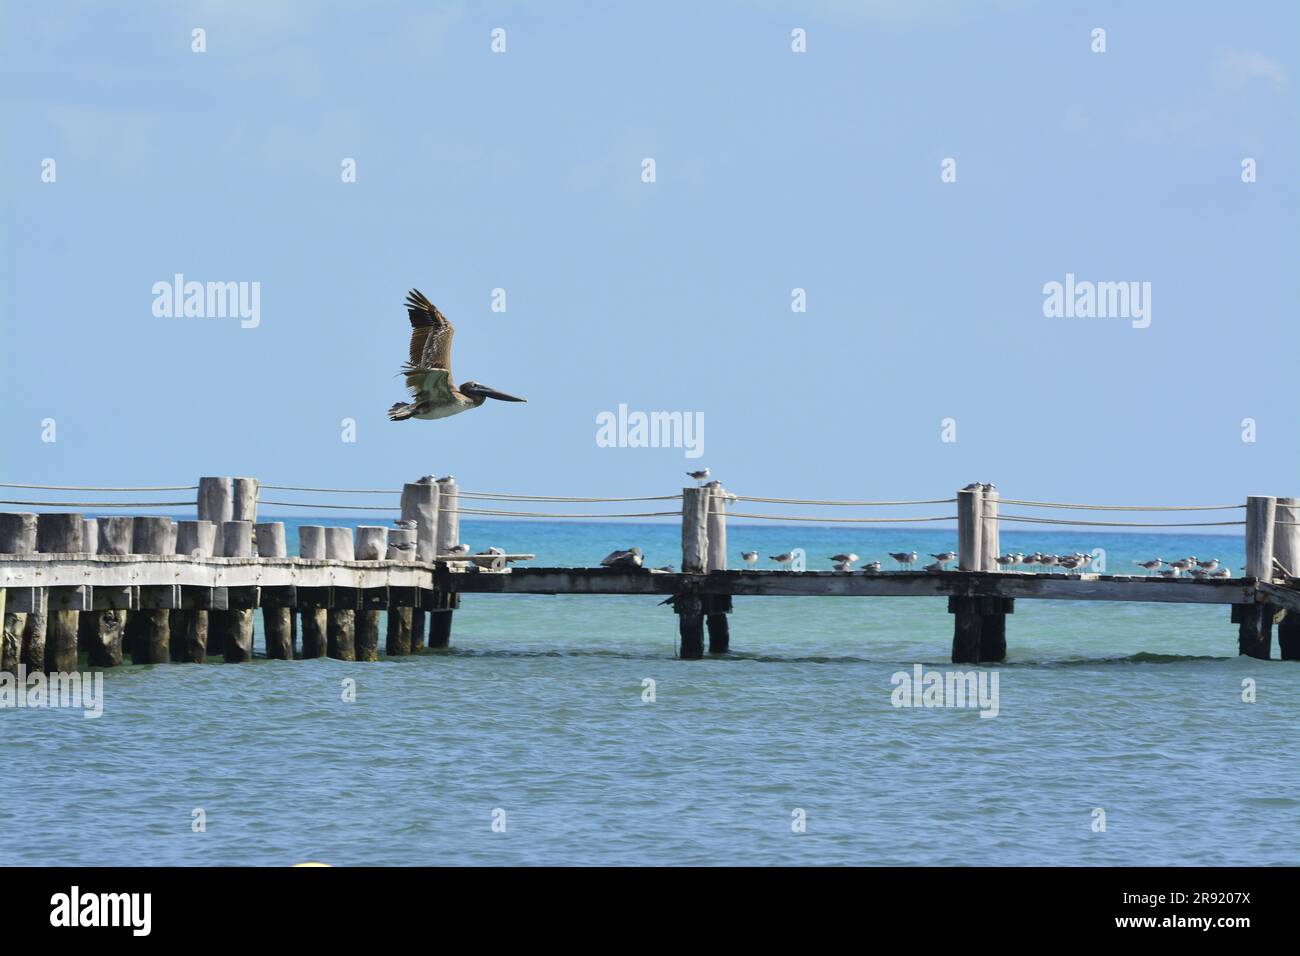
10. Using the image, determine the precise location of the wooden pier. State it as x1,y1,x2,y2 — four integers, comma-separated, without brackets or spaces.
2,477,1299,668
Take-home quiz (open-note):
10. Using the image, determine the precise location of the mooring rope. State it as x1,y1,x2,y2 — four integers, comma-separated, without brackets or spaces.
725,512,957,523
258,500,398,511
459,492,682,502
991,514,1246,528
260,484,395,494
0,483,198,492
0,500,192,508
732,496,958,506
459,508,682,519
996,498,1244,512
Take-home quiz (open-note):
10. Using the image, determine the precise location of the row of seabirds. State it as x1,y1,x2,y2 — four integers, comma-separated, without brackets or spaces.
596,548,1233,578
399,474,1231,579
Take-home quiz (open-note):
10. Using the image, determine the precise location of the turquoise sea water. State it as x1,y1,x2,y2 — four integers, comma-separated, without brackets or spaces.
4,518,1298,866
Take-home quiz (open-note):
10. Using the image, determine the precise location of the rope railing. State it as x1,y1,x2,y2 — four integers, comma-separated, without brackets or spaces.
996,498,1245,512
459,508,682,519
991,514,1246,528
0,499,193,508
732,495,957,506
0,483,197,492
726,512,957,524
258,500,397,511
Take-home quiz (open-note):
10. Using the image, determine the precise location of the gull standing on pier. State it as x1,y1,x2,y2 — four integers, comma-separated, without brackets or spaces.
769,551,796,570
687,468,711,486
1134,558,1162,575
862,560,882,573
741,550,758,569
931,551,957,568
388,289,527,422
828,552,859,568
890,551,917,571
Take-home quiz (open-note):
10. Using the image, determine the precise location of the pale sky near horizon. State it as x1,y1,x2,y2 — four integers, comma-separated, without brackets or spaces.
2,1,1297,524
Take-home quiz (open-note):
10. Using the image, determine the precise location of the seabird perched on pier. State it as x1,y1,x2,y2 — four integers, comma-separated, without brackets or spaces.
1196,558,1219,571
1134,558,1162,575
1210,567,1231,578
769,551,796,570
828,552,859,567
601,547,643,568
741,550,759,569
393,518,418,530
832,560,855,572
889,551,917,570
995,553,1018,572
922,560,946,573
1165,557,1195,573
687,468,711,485
388,289,527,422
930,551,957,566
862,560,882,573
653,564,674,572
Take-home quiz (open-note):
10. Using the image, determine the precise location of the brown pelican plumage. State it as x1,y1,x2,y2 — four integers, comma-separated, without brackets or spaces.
388,289,526,421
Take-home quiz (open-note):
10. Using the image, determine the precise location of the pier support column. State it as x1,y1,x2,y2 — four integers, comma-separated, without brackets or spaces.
217,520,255,663
37,513,84,672
428,591,458,649
949,595,983,665
1272,497,1300,660
432,477,460,649
675,594,705,660
385,530,417,656
325,527,357,661
257,522,296,660
0,513,37,675
298,526,328,658
979,597,1012,663
705,594,732,654
1277,611,1300,661
354,527,388,662
172,520,215,662
1233,603,1273,661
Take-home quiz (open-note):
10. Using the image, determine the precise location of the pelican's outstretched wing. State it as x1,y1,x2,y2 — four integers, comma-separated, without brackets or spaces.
402,365,456,405
404,288,455,376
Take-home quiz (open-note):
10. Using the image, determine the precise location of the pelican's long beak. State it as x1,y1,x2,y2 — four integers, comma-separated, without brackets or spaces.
478,386,526,402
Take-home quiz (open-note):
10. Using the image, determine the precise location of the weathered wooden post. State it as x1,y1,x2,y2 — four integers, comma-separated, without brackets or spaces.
950,488,984,663
430,477,460,649
705,484,731,654
198,477,234,558
400,479,439,652
37,513,84,672
233,478,259,525
0,513,37,675
298,526,328,658
257,522,295,660
76,519,98,655
326,526,357,660
90,516,133,666
354,526,387,661
385,528,416,656
979,486,999,572
1275,496,1300,661
132,516,176,664
217,520,255,662
172,520,215,662
677,487,709,659
957,487,983,572
1239,495,1277,659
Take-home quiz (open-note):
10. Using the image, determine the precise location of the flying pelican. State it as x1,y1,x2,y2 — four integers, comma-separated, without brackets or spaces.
601,547,644,568
740,550,759,569
769,551,796,570
889,550,917,571
387,289,526,422
687,468,710,485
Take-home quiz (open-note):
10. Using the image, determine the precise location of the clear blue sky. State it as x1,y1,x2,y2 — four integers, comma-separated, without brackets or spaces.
2,1,1297,514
